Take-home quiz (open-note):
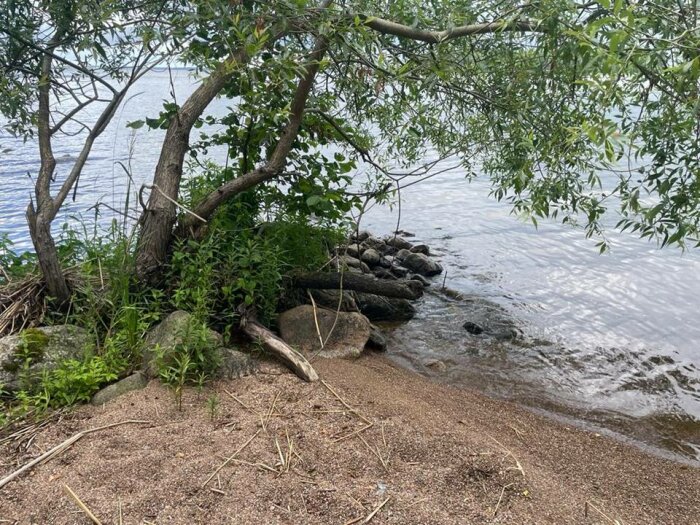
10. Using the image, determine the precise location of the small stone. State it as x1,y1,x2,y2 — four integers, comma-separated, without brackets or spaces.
367,324,387,352
424,359,447,372
390,265,409,278
395,249,411,261
462,321,484,335
410,274,431,287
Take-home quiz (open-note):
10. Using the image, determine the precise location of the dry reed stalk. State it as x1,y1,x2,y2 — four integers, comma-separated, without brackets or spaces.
363,497,391,523
62,484,102,525
321,380,371,424
0,420,149,490
202,428,261,487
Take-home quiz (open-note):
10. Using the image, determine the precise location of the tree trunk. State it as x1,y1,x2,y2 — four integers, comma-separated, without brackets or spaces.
134,51,249,285
27,206,70,304
289,271,424,300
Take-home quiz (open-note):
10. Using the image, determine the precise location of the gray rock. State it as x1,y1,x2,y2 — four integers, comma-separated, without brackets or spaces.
390,265,409,278
278,305,371,359
142,311,223,378
333,255,371,274
91,372,148,405
372,268,397,280
462,321,484,335
360,248,381,267
385,236,413,250
395,249,411,261
362,236,387,251
354,293,416,322
351,230,371,242
216,348,259,379
410,244,430,255
402,253,443,277
378,256,393,269
344,243,361,259
367,324,387,352
461,298,522,340
410,274,431,287
0,325,92,391
309,289,359,311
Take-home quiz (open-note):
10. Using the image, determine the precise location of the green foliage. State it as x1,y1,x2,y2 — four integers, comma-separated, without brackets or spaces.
155,317,221,410
0,234,36,284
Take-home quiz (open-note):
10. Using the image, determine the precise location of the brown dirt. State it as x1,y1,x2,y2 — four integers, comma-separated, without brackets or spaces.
1,354,698,524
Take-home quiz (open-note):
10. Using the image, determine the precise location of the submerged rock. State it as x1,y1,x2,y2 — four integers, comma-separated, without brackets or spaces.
402,252,443,277
278,305,371,359
142,311,222,378
462,321,484,335
0,325,91,391
91,372,148,405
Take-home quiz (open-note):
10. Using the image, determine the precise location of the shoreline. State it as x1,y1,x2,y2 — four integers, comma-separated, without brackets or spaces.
1,354,698,524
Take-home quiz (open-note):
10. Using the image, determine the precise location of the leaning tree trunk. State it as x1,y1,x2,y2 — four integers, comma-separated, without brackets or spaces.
134,50,248,286
26,206,71,304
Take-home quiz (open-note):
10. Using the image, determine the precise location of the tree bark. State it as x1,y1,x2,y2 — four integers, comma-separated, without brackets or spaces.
289,271,424,300
241,318,319,382
134,52,247,285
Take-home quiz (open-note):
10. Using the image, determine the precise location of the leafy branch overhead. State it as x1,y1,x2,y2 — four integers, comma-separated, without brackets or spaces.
1,0,699,299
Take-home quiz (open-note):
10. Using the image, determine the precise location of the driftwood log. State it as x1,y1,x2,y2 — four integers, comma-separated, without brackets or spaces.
241,317,318,382
289,271,423,300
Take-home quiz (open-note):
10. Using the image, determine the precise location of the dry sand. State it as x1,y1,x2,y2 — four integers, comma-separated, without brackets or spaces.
1,354,698,524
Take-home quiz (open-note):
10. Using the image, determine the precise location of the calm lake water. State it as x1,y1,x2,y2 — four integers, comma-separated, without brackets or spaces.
1,70,698,462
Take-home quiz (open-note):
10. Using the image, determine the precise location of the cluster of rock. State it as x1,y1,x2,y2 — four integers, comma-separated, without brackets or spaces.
277,231,443,359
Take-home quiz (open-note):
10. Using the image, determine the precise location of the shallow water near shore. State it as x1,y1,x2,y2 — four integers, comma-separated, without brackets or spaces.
1,69,698,462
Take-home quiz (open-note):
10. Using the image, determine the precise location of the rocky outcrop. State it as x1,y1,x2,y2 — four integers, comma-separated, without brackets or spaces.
278,305,371,359
0,325,91,391
142,311,223,378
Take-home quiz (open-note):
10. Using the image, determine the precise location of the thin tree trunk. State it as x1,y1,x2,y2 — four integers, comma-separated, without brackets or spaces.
28,30,71,304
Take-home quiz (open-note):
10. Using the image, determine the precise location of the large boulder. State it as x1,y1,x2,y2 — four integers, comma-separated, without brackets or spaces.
0,325,91,391
278,305,371,359
401,252,443,277
142,311,223,378
354,293,416,322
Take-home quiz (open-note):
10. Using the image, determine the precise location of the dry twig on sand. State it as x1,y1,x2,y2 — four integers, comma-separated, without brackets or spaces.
0,420,149,490
62,484,103,525
202,429,261,487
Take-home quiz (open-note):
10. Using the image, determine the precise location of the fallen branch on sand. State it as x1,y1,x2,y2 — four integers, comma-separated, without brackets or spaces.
0,420,150,491
240,315,318,382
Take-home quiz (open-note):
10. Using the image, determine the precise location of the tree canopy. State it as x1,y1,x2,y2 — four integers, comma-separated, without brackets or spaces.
1,0,699,296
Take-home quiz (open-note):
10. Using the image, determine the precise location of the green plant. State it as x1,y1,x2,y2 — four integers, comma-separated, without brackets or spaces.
206,393,220,421
155,317,221,410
